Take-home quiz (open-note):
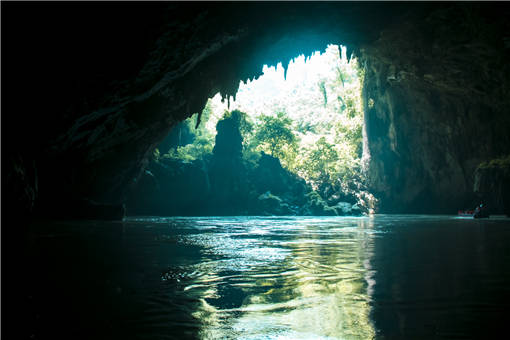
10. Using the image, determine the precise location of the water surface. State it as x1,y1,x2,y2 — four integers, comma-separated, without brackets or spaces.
21,215,510,339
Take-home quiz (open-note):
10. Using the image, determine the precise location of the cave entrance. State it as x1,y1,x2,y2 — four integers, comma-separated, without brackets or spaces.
154,44,371,215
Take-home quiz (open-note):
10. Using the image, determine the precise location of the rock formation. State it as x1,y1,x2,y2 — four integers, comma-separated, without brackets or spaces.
474,156,510,216
362,4,510,213
126,112,361,216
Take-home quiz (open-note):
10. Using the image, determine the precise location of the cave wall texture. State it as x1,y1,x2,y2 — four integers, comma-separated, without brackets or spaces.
3,2,510,218
362,4,510,213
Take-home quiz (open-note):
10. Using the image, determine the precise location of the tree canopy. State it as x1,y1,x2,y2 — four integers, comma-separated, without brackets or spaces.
254,111,297,159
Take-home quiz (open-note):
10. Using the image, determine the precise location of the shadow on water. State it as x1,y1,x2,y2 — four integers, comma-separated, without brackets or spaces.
369,215,510,339
16,215,510,339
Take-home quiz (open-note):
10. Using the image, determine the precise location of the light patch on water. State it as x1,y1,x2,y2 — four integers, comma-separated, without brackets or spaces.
118,216,380,338
150,216,379,339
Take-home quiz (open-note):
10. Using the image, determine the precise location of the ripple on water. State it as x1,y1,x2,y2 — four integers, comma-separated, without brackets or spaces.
27,215,510,339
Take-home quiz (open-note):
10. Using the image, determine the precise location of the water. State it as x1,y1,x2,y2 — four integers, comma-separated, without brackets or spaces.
17,215,510,339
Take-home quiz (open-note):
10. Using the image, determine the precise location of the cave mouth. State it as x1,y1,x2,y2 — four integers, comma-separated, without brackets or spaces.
140,44,373,216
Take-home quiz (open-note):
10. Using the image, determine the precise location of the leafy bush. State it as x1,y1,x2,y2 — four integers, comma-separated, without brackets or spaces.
253,111,298,161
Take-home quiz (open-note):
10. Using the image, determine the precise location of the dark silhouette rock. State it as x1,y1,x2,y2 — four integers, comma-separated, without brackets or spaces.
127,158,210,216
207,111,250,215
251,153,310,208
126,116,322,216
157,121,195,155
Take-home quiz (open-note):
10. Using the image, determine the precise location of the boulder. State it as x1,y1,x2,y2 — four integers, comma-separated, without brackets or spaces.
329,202,363,216
257,191,295,215
251,152,309,207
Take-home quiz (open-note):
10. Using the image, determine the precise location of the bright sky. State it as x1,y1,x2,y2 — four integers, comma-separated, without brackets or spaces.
205,44,357,136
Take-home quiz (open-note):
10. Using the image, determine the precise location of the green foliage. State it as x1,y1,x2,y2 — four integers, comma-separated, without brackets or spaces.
163,44,366,200
164,134,213,162
162,101,216,162
163,107,255,163
305,137,339,181
153,148,160,161
253,111,298,160
478,155,510,170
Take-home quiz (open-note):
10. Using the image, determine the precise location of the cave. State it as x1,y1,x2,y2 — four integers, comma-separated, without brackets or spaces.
3,2,510,339
128,44,368,217
4,2,510,219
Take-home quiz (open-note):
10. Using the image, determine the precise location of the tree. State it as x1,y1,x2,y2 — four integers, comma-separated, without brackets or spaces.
253,111,297,160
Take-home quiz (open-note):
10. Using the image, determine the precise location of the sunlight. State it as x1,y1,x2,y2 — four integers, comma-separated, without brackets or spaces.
161,43,367,212
228,45,354,122
206,44,361,137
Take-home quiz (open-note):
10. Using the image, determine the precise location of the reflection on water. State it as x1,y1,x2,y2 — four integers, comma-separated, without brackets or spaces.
21,215,510,339
178,217,377,340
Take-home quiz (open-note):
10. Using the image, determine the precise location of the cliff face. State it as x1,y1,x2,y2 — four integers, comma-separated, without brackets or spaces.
362,4,510,213
474,156,510,215
3,3,510,217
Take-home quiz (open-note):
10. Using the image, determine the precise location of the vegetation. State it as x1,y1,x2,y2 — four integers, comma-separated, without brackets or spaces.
159,44,366,203
477,155,510,173
253,111,297,160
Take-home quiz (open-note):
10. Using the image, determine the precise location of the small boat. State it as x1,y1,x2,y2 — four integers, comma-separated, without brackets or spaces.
458,210,474,217
458,205,490,218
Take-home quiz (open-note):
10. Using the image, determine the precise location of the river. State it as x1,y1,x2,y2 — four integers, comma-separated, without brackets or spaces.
17,215,510,339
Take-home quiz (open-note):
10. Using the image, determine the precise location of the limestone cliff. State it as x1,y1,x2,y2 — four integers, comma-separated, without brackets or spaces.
474,156,510,215
361,4,510,213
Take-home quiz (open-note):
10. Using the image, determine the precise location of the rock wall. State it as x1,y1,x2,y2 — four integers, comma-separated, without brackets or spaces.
474,156,510,216
361,4,510,213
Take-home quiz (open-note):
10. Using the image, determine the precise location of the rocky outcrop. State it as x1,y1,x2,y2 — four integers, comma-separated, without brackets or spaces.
302,191,363,216
207,111,249,214
257,191,296,216
474,156,510,216
127,112,363,216
250,153,309,208
361,4,510,213
127,153,364,217
126,158,210,216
